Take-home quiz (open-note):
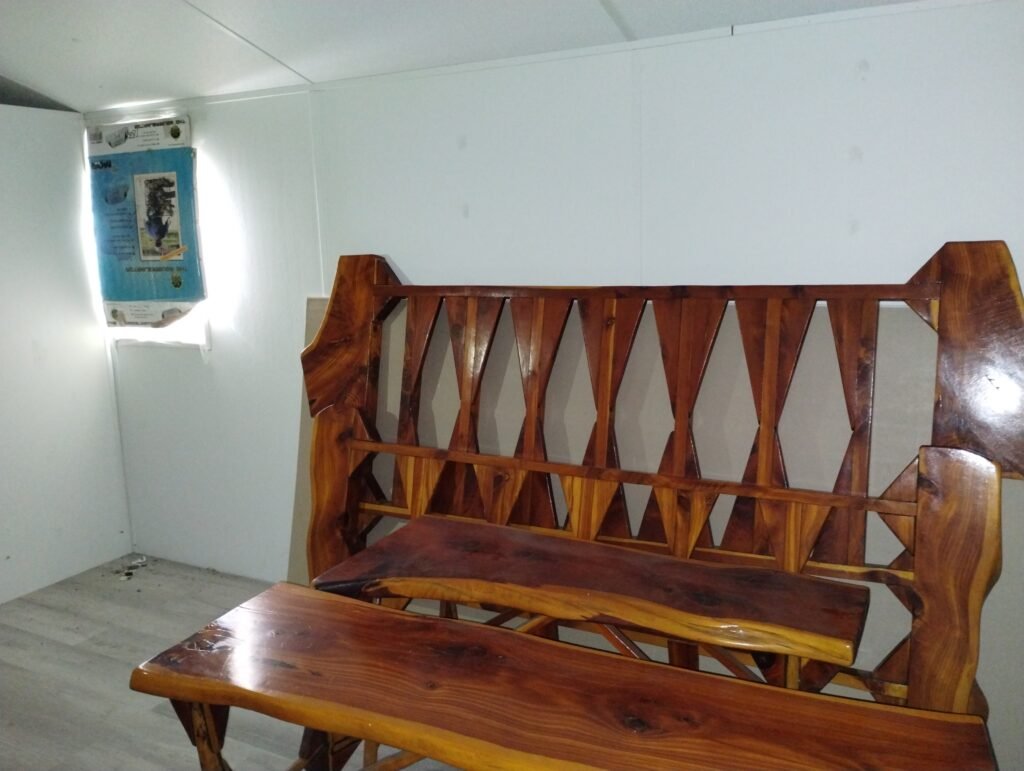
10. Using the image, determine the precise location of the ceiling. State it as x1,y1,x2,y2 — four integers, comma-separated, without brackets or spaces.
0,0,921,114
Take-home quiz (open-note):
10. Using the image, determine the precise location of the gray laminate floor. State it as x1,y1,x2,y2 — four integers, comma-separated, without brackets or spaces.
0,555,452,770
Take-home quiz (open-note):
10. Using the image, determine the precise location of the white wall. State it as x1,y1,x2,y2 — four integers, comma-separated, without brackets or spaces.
0,105,131,605
315,1,1022,283
111,93,321,581
111,93,323,582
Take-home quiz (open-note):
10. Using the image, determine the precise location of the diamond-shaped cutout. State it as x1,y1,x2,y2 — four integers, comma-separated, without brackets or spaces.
850,581,913,672
417,302,460,449
616,306,673,474
374,298,406,444
706,494,736,546
864,510,907,566
372,452,395,502
692,305,759,481
550,475,570,529
477,306,526,457
618,483,650,537
778,307,850,491
869,306,937,495
544,303,596,466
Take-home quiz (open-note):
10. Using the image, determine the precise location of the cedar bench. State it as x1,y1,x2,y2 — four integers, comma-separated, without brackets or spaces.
131,241,1022,767
130,582,995,770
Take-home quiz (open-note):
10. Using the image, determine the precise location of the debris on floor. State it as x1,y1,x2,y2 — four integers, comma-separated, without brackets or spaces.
116,555,149,580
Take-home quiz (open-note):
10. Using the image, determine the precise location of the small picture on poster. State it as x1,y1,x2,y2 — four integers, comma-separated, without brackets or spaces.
134,172,183,260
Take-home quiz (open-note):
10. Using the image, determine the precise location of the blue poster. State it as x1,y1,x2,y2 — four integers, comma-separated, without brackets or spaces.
89,138,205,326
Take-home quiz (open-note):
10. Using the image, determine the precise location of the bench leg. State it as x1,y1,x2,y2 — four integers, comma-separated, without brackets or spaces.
299,727,360,770
170,701,232,770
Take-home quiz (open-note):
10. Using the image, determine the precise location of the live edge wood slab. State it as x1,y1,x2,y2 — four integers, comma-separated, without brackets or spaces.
130,582,995,771
300,241,1018,713
313,516,869,666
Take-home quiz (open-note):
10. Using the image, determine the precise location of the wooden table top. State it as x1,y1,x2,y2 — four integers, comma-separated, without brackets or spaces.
131,582,994,770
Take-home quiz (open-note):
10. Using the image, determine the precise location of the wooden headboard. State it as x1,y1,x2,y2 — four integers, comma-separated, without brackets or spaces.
301,240,1023,715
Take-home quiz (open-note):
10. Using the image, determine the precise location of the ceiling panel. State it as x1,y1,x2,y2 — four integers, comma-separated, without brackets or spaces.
187,0,626,83
606,0,921,38
0,0,931,114
0,0,305,112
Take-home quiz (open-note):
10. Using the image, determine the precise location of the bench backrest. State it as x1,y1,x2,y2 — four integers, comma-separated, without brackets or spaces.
302,241,1023,715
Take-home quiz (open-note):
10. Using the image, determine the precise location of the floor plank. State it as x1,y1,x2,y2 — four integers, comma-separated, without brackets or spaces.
0,554,452,770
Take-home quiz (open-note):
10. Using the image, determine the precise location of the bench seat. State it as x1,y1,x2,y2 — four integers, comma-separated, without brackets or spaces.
130,582,994,770
313,516,870,665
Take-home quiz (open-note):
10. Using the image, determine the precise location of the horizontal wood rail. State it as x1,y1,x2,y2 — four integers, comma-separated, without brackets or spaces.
371,281,942,301
131,584,994,771
314,517,870,665
348,439,918,516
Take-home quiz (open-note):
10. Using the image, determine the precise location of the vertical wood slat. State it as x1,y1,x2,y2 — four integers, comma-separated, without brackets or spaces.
507,297,572,527
639,299,725,548
424,297,504,520
722,299,813,554
392,296,443,508
446,296,504,453
812,299,879,565
573,297,645,539
510,296,572,460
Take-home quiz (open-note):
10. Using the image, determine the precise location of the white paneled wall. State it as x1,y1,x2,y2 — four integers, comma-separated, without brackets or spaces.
0,105,131,604
312,52,640,285
639,3,1024,284
112,93,323,581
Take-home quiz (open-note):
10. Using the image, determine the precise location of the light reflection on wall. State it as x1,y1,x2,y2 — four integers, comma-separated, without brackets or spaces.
193,149,246,336
78,163,107,329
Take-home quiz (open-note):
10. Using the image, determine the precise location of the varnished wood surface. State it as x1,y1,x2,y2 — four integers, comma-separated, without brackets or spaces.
131,583,995,771
348,438,918,515
927,241,1024,479
314,517,869,665
909,447,1002,713
299,242,1023,714
369,282,942,300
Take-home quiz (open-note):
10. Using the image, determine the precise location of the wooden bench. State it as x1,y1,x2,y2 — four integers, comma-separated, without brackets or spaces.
130,240,1022,768
314,515,870,666
130,582,995,770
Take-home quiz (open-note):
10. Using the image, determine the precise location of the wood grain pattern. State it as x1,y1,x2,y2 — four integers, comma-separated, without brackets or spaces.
507,296,572,528
298,243,1022,717
346,439,916,515
928,241,1024,479
812,298,879,565
639,299,725,546
391,295,442,508
131,583,995,771
302,255,398,417
909,446,1001,712
314,516,869,665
